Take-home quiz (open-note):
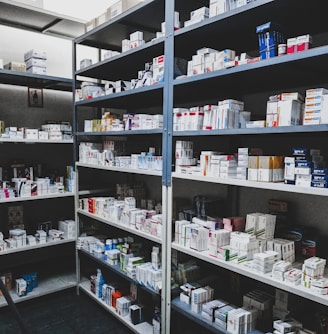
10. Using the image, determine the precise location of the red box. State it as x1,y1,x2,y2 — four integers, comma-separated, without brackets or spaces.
297,34,312,52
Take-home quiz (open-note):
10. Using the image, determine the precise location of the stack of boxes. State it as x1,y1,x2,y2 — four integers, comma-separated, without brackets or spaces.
122,31,145,52
209,0,230,17
175,140,196,173
24,49,47,75
303,88,328,125
248,155,284,182
302,256,326,291
271,260,293,282
187,48,236,76
311,167,328,189
214,304,237,330
237,147,250,180
284,148,327,188
226,307,258,334
58,220,76,240
40,121,72,141
108,0,143,19
174,99,250,131
245,212,276,240
201,299,226,323
217,99,244,129
267,238,295,263
208,229,231,258
190,286,214,313
85,0,143,31
8,229,27,248
283,268,302,285
266,92,303,127
229,231,259,263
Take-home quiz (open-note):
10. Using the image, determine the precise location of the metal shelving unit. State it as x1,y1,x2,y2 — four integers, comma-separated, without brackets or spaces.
73,2,166,333
0,192,74,204
79,280,154,334
0,69,72,91
77,209,162,244
0,272,77,308
0,62,76,310
72,0,328,333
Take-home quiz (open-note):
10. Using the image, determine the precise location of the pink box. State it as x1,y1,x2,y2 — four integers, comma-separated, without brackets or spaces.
297,34,312,52
287,37,297,54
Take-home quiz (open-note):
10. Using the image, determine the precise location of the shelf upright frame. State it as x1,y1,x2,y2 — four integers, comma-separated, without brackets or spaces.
72,35,80,296
162,0,175,333
72,40,79,163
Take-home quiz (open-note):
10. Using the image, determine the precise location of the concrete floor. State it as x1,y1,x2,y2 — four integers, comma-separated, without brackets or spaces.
0,288,134,334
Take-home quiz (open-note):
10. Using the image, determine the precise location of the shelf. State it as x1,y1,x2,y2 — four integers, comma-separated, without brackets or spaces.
0,0,85,39
78,188,114,196
174,0,328,59
172,243,328,307
173,46,328,106
76,38,165,81
0,272,76,308
75,83,164,109
172,172,328,197
0,192,74,204
173,124,328,137
76,162,162,177
0,239,75,256
80,249,159,297
76,129,163,137
79,280,153,334
77,209,162,244
0,138,73,144
0,69,72,91
74,0,165,50
171,298,229,334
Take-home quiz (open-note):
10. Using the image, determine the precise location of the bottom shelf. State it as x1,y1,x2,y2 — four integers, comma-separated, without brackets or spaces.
0,272,77,308
172,297,229,334
79,280,154,334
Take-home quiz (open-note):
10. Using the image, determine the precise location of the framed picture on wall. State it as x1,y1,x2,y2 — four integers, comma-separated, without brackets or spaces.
28,87,43,108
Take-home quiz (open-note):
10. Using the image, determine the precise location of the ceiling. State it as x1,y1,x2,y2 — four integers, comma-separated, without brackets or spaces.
0,0,86,39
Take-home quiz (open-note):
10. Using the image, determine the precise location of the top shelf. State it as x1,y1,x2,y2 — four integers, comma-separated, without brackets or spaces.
174,0,328,58
74,0,165,50
0,69,72,91
0,0,85,39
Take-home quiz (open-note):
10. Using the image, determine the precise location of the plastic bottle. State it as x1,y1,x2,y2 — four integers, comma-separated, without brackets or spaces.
96,268,104,298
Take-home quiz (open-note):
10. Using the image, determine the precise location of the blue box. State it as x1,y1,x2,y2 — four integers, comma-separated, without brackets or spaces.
256,22,285,60
312,168,328,175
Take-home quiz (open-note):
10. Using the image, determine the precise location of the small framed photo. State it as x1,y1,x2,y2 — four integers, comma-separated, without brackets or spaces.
28,87,43,108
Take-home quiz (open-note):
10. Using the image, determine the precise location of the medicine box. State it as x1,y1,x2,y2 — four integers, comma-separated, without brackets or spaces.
24,49,47,61
25,58,47,68
16,278,27,297
85,18,97,32
4,62,26,72
0,272,12,297
277,100,302,126
26,66,47,75
96,11,110,26
25,129,39,140
109,0,143,19
58,220,76,239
